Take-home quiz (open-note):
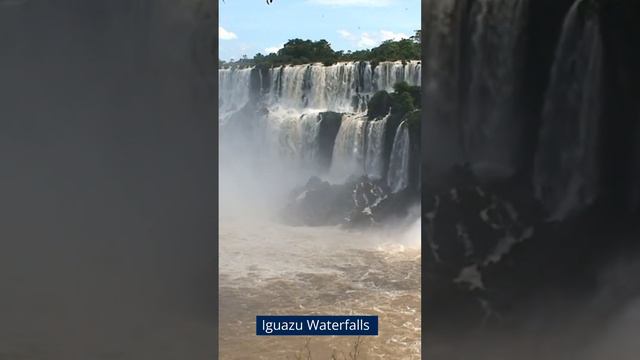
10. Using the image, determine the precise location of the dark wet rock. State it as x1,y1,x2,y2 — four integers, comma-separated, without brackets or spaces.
406,110,421,191
344,178,418,229
344,179,386,228
424,164,640,330
367,90,392,120
280,176,417,228
422,165,547,325
316,111,343,171
279,176,352,226
358,187,416,226
222,101,266,140
421,1,640,355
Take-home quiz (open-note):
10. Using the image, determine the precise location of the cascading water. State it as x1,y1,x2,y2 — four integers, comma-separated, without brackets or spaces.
329,113,368,180
268,110,321,166
219,61,420,180
422,0,468,179
465,0,528,177
218,67,252,120
533,0,603,220
364,113,389,180
387,121,411,193
219,47,421,360
219,61,422,359
374,61,422,92
266,61,420,112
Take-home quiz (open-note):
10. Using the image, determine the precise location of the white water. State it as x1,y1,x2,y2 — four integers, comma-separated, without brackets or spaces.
266,61,420,112
219,217,421,359
219,61,419,183
221,61,420,115
329,113,368,180
465,0,528,172
364,113,390,180
534,0,603,220
265,108,322,167
387,121,411,193
218,67,252,122
219,61,421,358
374,61,422,92
271,62,364,111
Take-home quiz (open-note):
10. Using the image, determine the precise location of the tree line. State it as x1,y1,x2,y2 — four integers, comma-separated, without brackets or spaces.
220,31,420,68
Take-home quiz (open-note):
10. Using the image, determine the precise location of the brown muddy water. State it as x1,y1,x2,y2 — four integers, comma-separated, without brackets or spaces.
219,217,421,359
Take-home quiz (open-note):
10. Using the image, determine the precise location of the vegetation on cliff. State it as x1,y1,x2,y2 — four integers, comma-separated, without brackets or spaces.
220,32,420,68
367,81,421,120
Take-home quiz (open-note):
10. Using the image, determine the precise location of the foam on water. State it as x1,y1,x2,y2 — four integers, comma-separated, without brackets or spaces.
219,217,421,359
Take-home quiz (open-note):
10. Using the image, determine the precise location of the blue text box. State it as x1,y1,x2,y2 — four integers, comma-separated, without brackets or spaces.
256,315,378,336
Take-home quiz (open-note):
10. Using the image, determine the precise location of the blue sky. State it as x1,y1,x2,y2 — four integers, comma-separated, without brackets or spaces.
219,0,420,61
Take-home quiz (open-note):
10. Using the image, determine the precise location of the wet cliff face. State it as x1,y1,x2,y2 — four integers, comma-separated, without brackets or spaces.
422,0,576,186
219,61,422,210
600,0,640,212
423,0,639,208
423,0,640,337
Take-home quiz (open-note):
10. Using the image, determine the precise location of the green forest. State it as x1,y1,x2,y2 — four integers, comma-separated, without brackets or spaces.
220,31,421,68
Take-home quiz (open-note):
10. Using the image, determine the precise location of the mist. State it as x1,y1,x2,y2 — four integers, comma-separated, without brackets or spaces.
0,1,217,358
218,109,316,220
426,241,640,359
218,62,422,226
437,286,640,358
217,54,422,358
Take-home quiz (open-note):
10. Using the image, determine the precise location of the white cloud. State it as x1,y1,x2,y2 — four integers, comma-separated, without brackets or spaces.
219,26,237,40
309,0,393,6
264,44,283,54
380,30,409,41
338,30,355,40
340,29,410,49
357,33,377,48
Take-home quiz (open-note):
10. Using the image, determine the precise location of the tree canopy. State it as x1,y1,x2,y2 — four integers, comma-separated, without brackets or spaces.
367,81,421,120
221,31,420,68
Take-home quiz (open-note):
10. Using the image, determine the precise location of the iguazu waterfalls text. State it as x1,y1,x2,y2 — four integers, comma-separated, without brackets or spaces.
256,316,378,336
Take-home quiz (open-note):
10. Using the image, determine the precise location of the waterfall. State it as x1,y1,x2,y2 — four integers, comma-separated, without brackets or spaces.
330,113,368,180
268,61,422,111
260,108,322,166
465,0,528,176
276,112,321,165
364,114,390,180
387,121,411,193
533,0,603,220
219,60,420,180
268,62,371,112
422,0,466,110
422,0,532,181
218,67,252,120
422,0,468,179
373,61,421,91
221,61,420,116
